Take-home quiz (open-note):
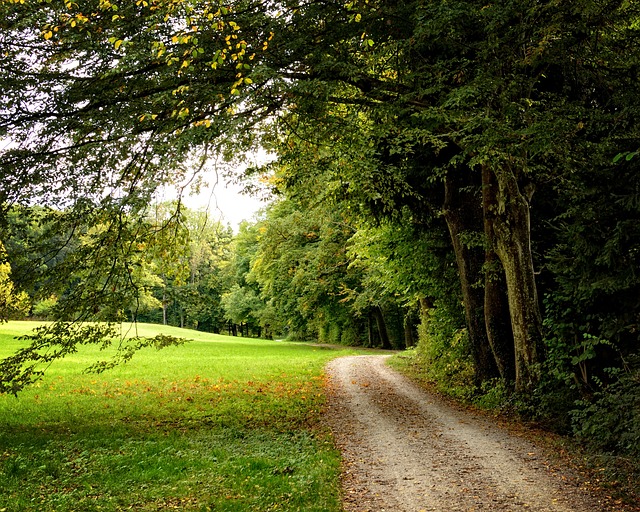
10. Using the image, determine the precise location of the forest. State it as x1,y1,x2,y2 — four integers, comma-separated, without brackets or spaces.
0,0,639,485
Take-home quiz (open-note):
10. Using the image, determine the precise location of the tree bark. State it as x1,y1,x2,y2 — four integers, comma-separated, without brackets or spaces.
482,166,543,393
162,285,167,326
482,248,516,383
371,305,392,349
403,308,417,348
444,172,500,385
367,313,374,348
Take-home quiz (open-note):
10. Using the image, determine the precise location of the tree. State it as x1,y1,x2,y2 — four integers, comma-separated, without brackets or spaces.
0,242,30,321
249,0,640,392
245,197,370,344
221,284,262,336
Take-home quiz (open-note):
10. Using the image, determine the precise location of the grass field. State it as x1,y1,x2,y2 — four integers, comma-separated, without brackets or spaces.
0,321,364,511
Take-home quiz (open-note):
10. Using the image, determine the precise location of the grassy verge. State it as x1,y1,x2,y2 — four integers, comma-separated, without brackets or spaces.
0,321,362,511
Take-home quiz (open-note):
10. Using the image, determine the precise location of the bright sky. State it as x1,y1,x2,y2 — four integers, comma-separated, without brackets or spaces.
182,178,267,231
157,150,273,232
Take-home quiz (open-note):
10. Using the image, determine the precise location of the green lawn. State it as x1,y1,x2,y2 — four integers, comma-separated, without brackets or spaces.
0,321,362,511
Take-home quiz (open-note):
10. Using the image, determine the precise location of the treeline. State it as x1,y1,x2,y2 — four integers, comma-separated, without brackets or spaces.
0,199,417,348
1,204,238,334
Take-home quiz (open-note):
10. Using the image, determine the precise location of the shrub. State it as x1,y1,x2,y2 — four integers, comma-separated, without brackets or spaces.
31,296,58,320
571,359,640,458
413,303,475,400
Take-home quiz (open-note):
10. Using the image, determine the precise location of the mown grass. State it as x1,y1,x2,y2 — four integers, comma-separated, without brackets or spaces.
0,321,363,511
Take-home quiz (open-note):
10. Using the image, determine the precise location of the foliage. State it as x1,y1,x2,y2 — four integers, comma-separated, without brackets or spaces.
1,0,640,473
571,360,640,458
31,296,59,320
248,199,358,341
140,205,233,331
0,202,239,392
221,284,262,328
393,301,475,401
0,243,30,321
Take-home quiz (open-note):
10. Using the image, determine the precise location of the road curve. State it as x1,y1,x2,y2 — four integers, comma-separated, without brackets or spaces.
324,355,607,512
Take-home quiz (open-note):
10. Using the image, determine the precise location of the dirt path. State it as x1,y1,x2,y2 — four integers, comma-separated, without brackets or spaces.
324,355,609,512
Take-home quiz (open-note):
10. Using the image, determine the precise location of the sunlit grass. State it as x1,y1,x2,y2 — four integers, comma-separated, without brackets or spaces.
0,321,362,511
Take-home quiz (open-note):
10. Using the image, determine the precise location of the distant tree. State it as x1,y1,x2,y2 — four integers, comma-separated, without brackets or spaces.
0,242,30,321
221,284,262,337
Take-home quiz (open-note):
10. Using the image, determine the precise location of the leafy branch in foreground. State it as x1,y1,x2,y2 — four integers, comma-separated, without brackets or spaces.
0,322,187,396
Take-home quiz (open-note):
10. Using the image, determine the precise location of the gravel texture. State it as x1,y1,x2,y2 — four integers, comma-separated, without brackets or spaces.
324,355,609,512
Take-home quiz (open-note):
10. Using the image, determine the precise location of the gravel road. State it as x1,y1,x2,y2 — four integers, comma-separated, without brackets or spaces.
324,355,609,512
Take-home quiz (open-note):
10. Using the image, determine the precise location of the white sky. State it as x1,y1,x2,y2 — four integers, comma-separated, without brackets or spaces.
157,150,273,232
182,178,267,231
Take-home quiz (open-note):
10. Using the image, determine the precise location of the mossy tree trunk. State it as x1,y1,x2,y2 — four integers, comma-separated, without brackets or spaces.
444,171,500,385
483,166,543,392
371,305,392,350
482,248,516,383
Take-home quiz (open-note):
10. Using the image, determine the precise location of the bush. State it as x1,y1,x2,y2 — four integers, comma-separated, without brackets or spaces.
571,359,640,458
31,296,58,320
340,323,360,346
473,379,510,410
412,303,475,400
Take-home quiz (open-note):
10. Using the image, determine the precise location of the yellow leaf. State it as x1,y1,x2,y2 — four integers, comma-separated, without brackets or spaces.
114,39,123,50
43,31,53,40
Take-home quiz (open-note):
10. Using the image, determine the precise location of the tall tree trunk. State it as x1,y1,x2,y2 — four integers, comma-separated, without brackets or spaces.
444,172,500,385
162,286,167,326
482,248,516,383
403,308,417,348
371,305,392,349
483,166,543,392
